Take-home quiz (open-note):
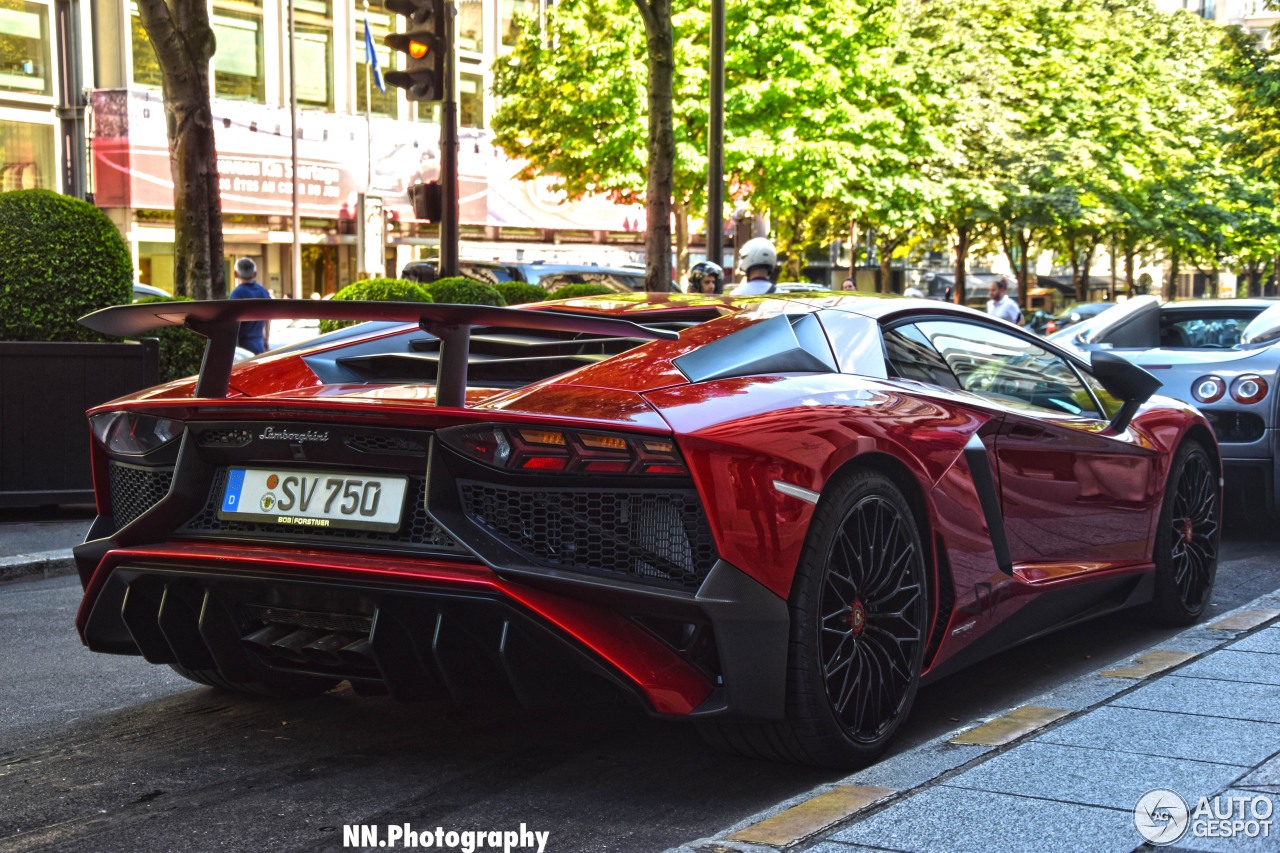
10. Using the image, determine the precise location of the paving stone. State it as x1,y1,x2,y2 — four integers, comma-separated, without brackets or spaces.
1237,753,1280,790
1228,627,1280,656
943,741,1246,811
843,741,989,791
1035,706,1280,767
1112,675,1280,725
1031,674,1130,712
1175,650,1280,686
828,786,1135,853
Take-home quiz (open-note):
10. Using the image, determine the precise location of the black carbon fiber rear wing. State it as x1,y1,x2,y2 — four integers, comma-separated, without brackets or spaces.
79,299,679,405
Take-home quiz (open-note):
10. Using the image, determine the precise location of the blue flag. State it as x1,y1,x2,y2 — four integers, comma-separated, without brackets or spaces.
364,15,386,94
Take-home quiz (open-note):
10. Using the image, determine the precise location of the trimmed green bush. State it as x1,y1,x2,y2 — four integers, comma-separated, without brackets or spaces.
548,283,614,300
131,296,206,383
0,189,133,341
320,277,433,333
495,281,550,306
423,276,506,306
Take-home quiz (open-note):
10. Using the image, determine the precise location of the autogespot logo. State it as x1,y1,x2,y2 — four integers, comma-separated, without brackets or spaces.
1134,789,1190,845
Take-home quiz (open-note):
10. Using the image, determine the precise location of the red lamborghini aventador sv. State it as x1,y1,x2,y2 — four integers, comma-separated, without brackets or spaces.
73,292,1220,767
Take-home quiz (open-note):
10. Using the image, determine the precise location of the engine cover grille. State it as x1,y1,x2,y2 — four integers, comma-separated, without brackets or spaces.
459,482,717,589
108,462,175,527
180,468,467,555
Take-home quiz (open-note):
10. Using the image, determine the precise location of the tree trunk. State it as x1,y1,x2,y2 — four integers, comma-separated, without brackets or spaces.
632,0,674,292
952,224,969,304
1017,231,1030,312
1167,254,1179,302
878,236,894,293
136,0,225,300
673,202,688,282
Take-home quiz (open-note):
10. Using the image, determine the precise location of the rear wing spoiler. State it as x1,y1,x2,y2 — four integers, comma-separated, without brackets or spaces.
79,299,680,405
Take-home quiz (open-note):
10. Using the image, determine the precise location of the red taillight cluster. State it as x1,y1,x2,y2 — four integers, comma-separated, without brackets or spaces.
1192,374,1268,405
437,424,689,476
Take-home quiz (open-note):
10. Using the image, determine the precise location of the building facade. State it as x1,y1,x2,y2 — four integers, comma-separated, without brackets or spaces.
4,0,643,296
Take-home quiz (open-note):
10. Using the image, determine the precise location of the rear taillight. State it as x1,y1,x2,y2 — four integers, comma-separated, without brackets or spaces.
89,411,184,456
1192,375,1226,404
438,424,688,476
1231,374,1268,405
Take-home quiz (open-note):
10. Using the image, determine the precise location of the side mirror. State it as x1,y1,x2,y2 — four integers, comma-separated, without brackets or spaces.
1090,351,1162,432
1242,303,1280,346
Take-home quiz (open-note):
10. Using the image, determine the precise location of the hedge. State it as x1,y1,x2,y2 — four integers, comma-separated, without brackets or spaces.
0,189,133,342
494,281,550,306
319,277,433,333
547,283,614,300
423,276,506,306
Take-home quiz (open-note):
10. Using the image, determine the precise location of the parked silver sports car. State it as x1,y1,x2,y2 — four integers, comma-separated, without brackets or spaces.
1053,295,1280,511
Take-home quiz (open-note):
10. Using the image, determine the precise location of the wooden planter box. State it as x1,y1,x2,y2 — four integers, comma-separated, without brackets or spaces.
0,339,159,507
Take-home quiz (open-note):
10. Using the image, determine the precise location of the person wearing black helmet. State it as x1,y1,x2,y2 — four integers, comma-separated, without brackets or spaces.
687,260,724,294
229,257,271,354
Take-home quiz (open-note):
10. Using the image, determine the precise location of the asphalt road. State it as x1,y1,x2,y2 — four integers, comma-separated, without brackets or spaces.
1,527,1278,852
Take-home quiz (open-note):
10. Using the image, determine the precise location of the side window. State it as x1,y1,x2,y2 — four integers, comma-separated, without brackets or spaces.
915,320,1104,419
884,324,961,390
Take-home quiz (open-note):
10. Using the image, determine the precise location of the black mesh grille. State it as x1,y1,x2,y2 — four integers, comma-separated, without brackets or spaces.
1205,411,1266,444
180,468,467,554
196,428,253,447
459,482,717,589
345,435,428,456
109,462,174,527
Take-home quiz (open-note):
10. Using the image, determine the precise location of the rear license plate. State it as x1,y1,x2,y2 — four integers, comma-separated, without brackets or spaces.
218,468,408,532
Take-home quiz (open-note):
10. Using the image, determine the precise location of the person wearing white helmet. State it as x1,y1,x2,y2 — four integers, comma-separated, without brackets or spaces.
730,237,777,296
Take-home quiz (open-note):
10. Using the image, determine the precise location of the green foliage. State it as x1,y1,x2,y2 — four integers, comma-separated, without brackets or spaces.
423,277,506,306
548,283,614,300
495,281,551,305
0,189,133,342
320,277,433,333
131,296,206,383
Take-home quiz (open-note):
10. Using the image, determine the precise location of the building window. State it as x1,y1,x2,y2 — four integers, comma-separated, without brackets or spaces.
295,0,333,110
0,114,54,189
354,0,396,116
500,0,533,48
213,2,266,103
0,0,51,96
459,71,483,128
457,0,482,54
129,2,163,89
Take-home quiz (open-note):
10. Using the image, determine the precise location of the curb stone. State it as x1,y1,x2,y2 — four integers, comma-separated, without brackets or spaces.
673,587,1280,852
0,549,76,584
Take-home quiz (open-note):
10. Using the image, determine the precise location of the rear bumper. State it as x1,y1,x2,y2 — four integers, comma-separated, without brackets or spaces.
75,541,788,719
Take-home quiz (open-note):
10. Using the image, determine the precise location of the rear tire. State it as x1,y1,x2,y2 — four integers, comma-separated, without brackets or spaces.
168,663,338,699
1146,440,1219,626
700,470,928,767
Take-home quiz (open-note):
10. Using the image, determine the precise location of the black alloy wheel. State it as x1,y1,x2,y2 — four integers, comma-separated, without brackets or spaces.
1148,440,1219,625
816,488,928,747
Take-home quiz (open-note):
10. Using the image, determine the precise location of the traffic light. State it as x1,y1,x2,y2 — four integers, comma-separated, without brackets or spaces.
407,181,442,222
384,0,446,101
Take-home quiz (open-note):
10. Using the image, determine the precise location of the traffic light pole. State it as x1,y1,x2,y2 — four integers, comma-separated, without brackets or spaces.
438,0,459,279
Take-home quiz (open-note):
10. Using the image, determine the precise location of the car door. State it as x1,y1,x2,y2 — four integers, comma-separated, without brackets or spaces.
901,319,1159,569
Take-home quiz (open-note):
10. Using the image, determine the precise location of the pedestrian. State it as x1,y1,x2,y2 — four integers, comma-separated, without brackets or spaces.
840,278,855,291
687,260,724,294
229,257,271,354
986,276,1022,325
730,237,777,296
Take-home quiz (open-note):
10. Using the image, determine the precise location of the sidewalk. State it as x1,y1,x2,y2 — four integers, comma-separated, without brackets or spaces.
0,508,90,583
679,588,1280,853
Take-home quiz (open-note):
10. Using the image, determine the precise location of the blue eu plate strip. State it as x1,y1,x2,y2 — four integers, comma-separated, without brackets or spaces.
221,468,246,512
